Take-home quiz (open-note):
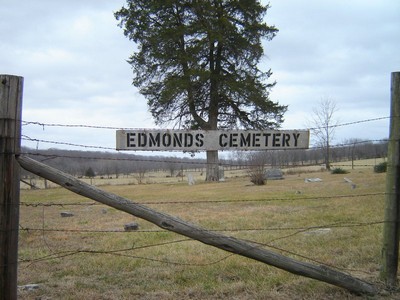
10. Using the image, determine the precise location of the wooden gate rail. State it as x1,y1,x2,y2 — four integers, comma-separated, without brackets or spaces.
17,155,377,295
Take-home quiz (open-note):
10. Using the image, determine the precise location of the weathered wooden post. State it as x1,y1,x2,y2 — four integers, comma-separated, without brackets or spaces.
381,72,400,287
0,75,23,299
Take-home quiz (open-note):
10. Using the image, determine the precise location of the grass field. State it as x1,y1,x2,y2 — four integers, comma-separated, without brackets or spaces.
17,159,398,299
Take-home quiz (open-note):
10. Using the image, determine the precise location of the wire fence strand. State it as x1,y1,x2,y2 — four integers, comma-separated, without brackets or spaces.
16,115,390,286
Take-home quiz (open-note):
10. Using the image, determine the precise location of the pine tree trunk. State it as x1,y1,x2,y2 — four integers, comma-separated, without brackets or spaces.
206,150,219,181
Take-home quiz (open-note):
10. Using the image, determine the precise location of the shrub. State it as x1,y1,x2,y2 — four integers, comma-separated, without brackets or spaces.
374,162,387,173
249,172,265,185
331,168,349,174
246,152,267,185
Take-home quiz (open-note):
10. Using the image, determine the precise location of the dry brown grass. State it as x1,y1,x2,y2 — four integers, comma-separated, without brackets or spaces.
17,160,399,299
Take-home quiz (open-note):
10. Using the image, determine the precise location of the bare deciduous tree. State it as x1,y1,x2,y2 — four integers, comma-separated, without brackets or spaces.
134,161,148,184
309,98,339,170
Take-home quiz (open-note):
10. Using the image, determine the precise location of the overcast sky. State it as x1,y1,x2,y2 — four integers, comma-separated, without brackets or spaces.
1,0,399,155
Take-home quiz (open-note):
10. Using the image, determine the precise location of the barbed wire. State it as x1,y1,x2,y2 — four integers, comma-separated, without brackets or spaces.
22,121,137,130
18,218,383,275
18,220,384,235
19,148,387,171
22,116,390,132
20,116,390,154
21,135,389,155
19,201,100,207
19,249,230,268
18,242,375,276
18,192,384,207
16,204,385,275
21,136,116,151
308,116,390,131
260,243,373,277
16,116,389,281
23,137,387,153
19,238,224,268
18,185,384,271
14,191,386,269
20,151,208,166
17,179,385,270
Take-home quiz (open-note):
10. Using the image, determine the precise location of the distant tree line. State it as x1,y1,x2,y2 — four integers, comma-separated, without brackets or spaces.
20,147,206,180
224,139,388,169
20,139,387,180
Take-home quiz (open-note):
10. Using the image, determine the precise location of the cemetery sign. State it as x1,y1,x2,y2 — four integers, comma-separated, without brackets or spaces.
116,129,309,151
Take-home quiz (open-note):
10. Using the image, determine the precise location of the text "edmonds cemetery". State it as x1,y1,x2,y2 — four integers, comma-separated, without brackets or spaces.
116,130,309,151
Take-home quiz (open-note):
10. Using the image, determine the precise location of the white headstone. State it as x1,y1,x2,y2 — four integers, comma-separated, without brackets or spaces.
187,173,195,185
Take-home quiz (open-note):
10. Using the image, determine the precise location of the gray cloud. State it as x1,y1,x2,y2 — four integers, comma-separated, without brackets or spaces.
265,0,399,141
1,0,398,151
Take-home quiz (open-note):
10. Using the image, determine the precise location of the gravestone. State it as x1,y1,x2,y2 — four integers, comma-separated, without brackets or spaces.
124,222,139,231
187,173,195,185
265,169,284,180
60,211,74,217
305,178,322,183
218,166,225,181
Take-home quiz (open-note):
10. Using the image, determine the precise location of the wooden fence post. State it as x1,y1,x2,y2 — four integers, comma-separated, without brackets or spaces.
381,71,400,287
0,75,23,299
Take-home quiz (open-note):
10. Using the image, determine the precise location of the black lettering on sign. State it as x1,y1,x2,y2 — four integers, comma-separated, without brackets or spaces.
263,133,271,147
119,130,308,150
149,133,161,147
230,133,238,147
138,132,147,147
173,133,183,147
162,133,172,147
240,133,251,147
282,133,290,147
185,133,193,147
252,133,261,147
219,133,228,147
127,132,136,147
272,133,281,147
293,133,300,147
195,133,204,147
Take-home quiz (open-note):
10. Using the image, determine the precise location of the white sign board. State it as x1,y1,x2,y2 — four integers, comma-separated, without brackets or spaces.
116,129,309,151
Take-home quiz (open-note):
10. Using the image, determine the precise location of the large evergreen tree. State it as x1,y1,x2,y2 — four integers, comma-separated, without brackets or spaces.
115,0,287,181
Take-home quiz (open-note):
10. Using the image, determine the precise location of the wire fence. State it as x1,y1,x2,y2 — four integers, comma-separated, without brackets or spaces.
16,116,389,290
18,190,386,273
21,115,390,132
21,116,390,153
